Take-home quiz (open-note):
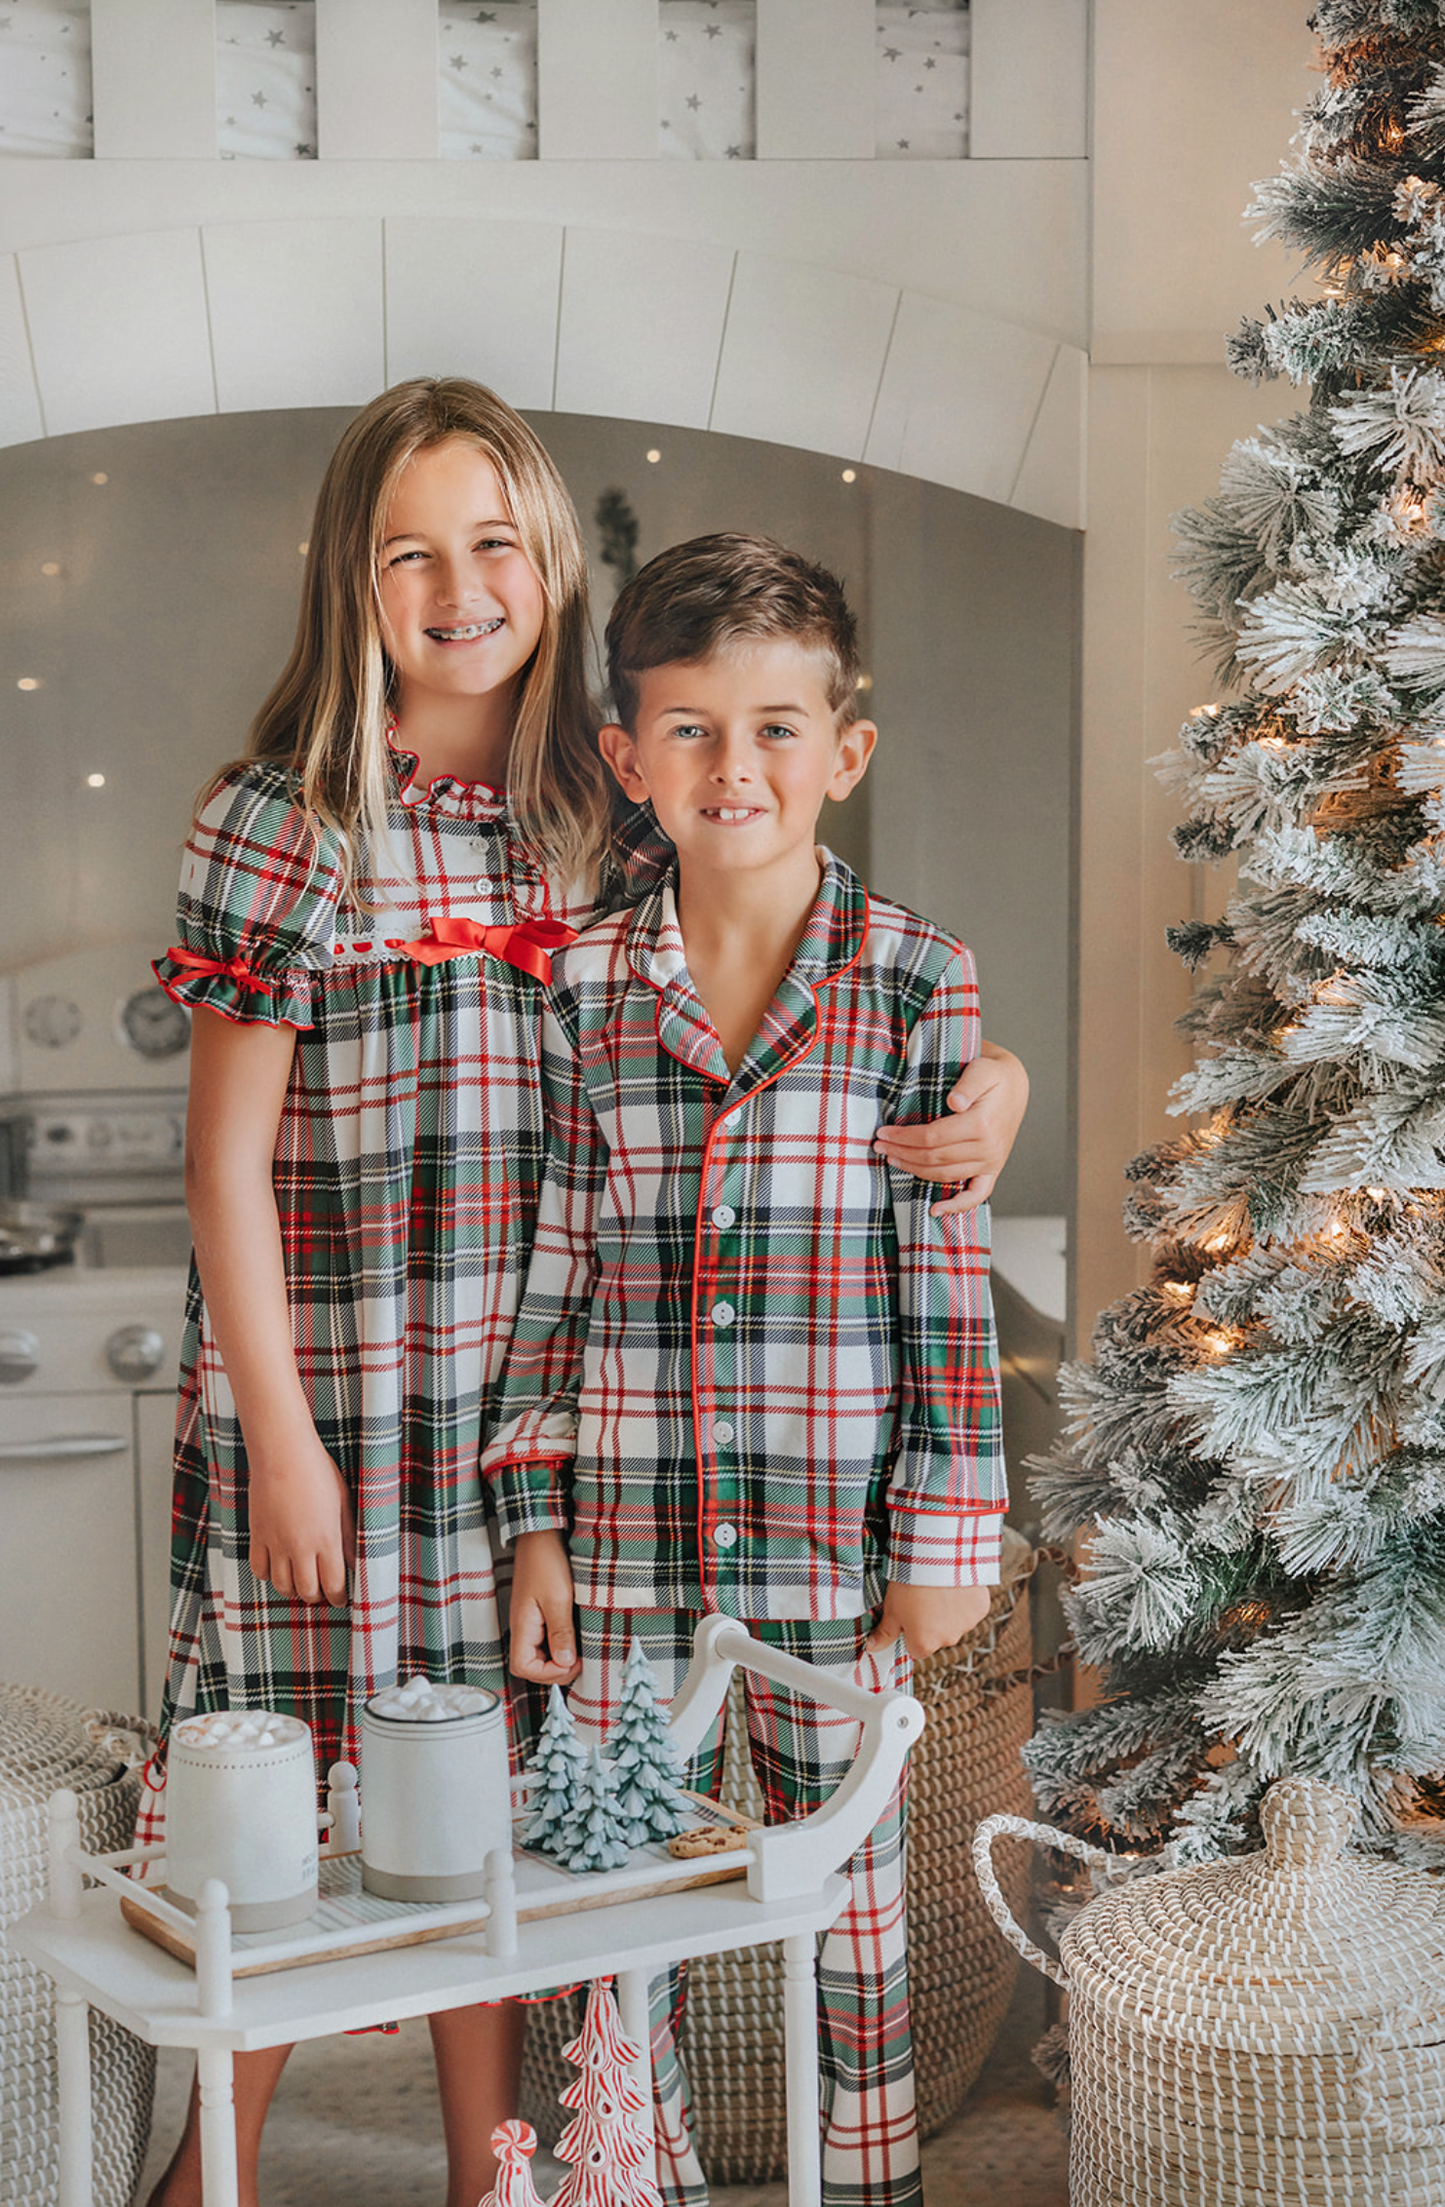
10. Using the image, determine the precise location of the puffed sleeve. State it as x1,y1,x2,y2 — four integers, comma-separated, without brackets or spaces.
152,765,345,1029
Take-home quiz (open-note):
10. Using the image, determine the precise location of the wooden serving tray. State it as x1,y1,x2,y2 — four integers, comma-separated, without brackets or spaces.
120,1792,760,1980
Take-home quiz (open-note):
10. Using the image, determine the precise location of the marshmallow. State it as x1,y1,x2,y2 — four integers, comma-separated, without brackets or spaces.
367,1678,497,1724
173,1711,307,1752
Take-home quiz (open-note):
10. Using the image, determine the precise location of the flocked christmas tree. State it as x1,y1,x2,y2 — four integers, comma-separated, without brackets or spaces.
524,1686,589,1858
558,1747,632,1874
608,1639,689,1846
1026,0,1445,1864
551,1978,663,2207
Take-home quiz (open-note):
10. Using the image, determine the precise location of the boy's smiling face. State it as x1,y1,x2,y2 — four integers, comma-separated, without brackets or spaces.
600,638,875,884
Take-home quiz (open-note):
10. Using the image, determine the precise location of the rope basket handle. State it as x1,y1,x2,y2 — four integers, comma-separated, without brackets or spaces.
1351,1999,1445,2141
971,1812,1117,1989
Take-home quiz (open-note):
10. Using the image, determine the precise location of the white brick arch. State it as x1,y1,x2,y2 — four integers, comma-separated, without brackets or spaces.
1,217,1084,531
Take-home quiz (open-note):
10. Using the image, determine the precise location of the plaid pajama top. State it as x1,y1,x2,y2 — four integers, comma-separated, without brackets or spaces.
149,749,663,1771
482,855,1006,1622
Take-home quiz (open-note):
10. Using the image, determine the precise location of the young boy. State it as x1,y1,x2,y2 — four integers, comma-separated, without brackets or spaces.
483,533,1006,2207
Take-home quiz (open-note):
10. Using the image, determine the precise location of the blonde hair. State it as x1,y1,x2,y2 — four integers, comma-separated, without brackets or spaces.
240,378,609,891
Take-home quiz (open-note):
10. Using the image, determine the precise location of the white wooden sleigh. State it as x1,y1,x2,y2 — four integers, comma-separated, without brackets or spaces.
14,1615,926,2207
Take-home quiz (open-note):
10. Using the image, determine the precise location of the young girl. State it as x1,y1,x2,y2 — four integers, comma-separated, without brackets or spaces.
143,378,1027,2207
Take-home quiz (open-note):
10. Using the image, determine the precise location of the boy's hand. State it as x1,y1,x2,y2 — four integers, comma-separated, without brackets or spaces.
864,1581,993,1662
508,1529,582,1684
248,1434,356,1608
874,1040,1029,1216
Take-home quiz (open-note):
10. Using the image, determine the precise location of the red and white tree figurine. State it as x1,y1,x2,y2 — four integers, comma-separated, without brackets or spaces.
479,2119,546,2207
550,1977,661,2207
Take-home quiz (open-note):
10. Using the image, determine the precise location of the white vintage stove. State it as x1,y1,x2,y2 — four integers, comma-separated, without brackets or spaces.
0,942,193,1724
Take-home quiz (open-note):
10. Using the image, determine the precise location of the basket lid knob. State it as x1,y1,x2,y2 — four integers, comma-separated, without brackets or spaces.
1259,1776,1358,1868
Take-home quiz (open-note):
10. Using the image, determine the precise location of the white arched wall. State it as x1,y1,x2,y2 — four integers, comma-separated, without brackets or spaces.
0,215,1086,531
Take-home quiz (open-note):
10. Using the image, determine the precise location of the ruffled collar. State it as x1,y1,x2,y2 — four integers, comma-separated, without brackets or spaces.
386,728,509,824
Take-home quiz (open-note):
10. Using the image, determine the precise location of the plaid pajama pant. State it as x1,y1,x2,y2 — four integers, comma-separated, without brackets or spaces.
572,1608,921,2207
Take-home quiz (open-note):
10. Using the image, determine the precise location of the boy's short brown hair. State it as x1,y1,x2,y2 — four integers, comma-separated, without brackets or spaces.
605,532,861,731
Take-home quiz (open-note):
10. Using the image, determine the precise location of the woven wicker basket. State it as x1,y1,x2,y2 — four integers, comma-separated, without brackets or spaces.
521,1532,1036,2183
0,1683,156,2207
975,1775,1445,2207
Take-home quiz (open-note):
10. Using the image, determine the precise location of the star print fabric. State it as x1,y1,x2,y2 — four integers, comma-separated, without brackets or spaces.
439,0,538,162
215,0,317,161
0,0,92,159
658,0,755,162
875,2,969,161
0,0,968,169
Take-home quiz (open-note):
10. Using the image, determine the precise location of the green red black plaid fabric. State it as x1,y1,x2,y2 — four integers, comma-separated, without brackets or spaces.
572,1608,920,2207
483,857,1007,1618
141,751,667,1821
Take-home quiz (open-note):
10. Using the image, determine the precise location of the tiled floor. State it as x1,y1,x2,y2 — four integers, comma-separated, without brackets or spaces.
134,1967,1068,2205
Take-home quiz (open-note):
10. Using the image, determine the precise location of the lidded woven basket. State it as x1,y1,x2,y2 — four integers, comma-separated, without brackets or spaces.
0,1683,156,2207
975,1775,1445,2206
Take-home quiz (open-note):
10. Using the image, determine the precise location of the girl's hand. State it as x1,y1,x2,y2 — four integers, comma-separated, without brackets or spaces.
248,1435,357,1607
508,1529,582,1684
864,1581,992,1662
874,1039,1029,1217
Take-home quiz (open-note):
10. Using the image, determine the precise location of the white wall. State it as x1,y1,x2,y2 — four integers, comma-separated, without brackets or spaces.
1075,2,1322,1339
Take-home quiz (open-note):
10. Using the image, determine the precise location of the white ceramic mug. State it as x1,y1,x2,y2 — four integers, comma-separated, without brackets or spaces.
165,1711,319,1932
360,1685,511,1902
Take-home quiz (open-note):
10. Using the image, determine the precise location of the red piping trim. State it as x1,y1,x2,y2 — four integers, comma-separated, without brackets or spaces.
887,1498,1008,1517
682,897,871,1607
385,729,507,812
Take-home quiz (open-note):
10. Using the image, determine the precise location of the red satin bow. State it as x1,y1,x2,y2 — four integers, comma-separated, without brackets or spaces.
162,947,275,993
399,915,578,984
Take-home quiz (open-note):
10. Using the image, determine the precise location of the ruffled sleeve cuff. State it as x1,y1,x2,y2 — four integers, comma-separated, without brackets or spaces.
155,765,345,1029
152,946,318,1031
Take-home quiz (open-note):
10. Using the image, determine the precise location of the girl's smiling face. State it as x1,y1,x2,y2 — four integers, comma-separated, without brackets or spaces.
378,437,547,717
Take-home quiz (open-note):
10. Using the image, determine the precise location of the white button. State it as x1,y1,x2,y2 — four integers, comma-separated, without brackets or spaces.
711,1419,735,1445
711,1204,736,1229
712,1523,738,1550
473,878,489,895
710,1301,735,1327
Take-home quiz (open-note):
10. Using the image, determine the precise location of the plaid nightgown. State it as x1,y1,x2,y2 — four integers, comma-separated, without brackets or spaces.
145,748,661,1814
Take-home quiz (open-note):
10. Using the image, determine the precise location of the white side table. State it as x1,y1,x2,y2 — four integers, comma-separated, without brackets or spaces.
13,1617,925,2207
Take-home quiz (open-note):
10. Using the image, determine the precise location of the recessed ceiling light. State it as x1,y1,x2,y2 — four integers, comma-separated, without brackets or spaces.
298,541,309,555
646,449,662,464
87,773,106,788
90,472,108,486
841,469,857,483
17,677,40,692
40,562,60,577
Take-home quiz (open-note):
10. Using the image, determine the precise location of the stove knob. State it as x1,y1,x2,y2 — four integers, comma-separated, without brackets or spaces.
106,1325,165,1383
0,1328,40,1386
